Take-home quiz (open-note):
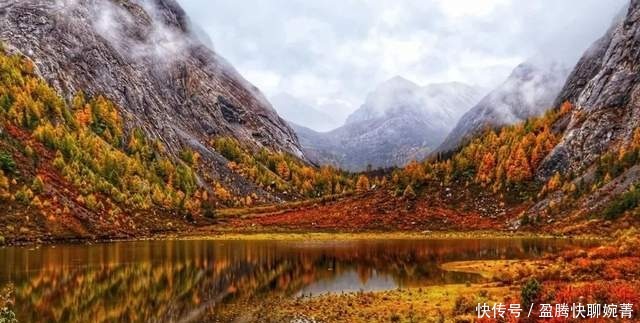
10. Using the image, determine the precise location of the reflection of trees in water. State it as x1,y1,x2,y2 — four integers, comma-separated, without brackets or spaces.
0,238,591,322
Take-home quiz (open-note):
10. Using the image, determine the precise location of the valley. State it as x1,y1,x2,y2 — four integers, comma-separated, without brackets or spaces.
0,0,639,322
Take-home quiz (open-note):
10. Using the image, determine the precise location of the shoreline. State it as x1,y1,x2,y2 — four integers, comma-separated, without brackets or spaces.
0,229,607,247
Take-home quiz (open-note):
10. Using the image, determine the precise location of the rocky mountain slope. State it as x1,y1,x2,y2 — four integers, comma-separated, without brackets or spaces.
436,62,570,154
539,5,633,177
270,93,337,132
0,0,303,201
295,77,484,171
0,0,363,243
523,1,640,228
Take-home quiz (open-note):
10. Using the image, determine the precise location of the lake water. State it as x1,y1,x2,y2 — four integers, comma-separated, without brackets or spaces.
0,237,595,322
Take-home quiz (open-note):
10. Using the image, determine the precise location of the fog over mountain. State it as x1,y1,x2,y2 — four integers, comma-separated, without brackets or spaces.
296,77,484,171
178,0,626,126
436,61,571,153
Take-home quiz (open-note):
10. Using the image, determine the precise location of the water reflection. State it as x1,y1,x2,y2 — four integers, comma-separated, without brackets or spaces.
0,238,594,322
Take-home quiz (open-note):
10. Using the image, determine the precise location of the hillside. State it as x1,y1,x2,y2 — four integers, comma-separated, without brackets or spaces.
0,0,311,203
0,0,356,243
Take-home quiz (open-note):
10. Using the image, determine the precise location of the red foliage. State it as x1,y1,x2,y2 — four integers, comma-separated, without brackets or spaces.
587,246,619,259
228,190,505,231
544,282,639,322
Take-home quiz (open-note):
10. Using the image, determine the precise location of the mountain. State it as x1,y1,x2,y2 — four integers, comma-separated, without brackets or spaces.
1,0,302,158
436,61,570,154
270,93,337,132
0,0,306,199
538,5,631,177
295,77,484,171
0,0,358,243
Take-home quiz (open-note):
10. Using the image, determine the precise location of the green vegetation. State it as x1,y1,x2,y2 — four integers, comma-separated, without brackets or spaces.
520,278,541,309
0,151,15,175
603,184,640,220
0,307,16,323
591,129,640,219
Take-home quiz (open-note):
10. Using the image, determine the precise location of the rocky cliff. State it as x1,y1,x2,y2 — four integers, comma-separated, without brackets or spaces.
519,1,640,230
0,0,303,198
538,3,637,177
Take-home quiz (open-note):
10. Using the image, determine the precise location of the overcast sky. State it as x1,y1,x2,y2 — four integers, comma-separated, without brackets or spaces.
177,0,626,124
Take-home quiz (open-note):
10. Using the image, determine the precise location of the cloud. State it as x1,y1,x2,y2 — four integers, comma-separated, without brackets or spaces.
60,0,197,66
177,0,627,128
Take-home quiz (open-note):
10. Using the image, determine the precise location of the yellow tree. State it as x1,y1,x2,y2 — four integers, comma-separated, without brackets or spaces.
530,126,556,169
276,160,290,179
506,145,532,183
403,184,416,200
632,128,640,149
476,152,496,185
356,175,370,192
404,160,425,184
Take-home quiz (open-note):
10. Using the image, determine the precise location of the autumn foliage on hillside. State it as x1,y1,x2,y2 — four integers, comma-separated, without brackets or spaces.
0,49,213,221
392,102,572,195
211,137,361,199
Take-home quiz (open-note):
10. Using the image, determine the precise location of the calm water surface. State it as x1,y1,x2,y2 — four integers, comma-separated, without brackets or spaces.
0,238,596,322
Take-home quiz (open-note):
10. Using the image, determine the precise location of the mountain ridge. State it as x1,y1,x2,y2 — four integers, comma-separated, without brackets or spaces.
294,78,484,171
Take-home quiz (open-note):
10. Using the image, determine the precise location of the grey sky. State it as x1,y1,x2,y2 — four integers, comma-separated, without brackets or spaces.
177,0,626,124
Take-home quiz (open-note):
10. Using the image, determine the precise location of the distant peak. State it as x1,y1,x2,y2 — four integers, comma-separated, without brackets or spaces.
378,76,419,90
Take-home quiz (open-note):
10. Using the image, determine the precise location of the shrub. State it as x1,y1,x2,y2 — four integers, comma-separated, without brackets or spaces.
452,295,475,316
31,175,44,193
356,175,370,192
179,148,199,166
84,194,99,211
602,185,640,220
201,201,216,219
14,186,33,205
0,307,17,323
0,151,15,175
521,278,541,309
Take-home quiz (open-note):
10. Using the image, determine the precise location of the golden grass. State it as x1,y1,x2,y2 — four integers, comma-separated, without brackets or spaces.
441,260,532,279
265,283,513,322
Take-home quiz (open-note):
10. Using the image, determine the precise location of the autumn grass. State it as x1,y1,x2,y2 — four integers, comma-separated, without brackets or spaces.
264,283,513,322
441,260,527,279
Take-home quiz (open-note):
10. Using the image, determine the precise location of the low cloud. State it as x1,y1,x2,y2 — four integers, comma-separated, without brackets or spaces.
178,0,625,128
59,0,195,65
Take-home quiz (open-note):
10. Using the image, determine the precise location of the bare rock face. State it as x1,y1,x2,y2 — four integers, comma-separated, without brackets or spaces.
538,1,640,178
0,0,303,198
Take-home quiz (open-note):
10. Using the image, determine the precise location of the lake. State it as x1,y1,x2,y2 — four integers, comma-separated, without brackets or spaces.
0,237,595,322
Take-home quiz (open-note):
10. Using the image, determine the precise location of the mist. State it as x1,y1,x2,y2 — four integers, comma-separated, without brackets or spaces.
177,0,627,130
